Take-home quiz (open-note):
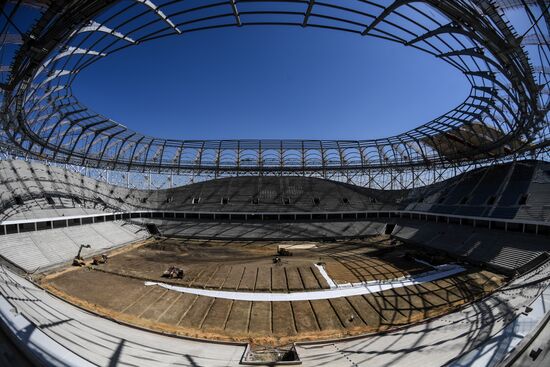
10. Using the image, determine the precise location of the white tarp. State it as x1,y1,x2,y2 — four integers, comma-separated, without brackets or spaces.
145,264,465,302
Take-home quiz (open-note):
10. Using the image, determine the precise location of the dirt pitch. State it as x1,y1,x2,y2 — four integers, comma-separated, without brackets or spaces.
40,236,505,345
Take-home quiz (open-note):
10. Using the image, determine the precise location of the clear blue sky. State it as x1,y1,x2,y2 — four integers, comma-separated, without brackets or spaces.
74,26,469,140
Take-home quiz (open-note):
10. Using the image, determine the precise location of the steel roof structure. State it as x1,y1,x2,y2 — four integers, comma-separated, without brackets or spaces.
0,0,549,174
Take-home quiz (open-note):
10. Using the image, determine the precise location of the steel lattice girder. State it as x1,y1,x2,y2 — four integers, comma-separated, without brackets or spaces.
0,0,549,174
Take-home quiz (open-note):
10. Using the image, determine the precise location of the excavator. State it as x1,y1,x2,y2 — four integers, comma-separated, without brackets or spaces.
72,244,91,266
72,245,109,266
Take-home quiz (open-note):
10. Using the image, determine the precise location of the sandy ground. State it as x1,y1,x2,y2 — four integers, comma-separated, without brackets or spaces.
40,237,506,345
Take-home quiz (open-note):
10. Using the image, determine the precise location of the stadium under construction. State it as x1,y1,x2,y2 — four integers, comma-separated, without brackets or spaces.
0,1,549,366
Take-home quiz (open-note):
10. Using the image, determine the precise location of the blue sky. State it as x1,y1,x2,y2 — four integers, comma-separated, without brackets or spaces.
74,26,469,140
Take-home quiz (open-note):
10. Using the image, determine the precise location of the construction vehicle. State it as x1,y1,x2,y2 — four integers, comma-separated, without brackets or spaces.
162,266,184,279
277,248,292,256
92,254,108,265
72,244,91,266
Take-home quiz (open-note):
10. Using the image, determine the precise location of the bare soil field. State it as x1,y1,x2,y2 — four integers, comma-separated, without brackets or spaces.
39,236,506,345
